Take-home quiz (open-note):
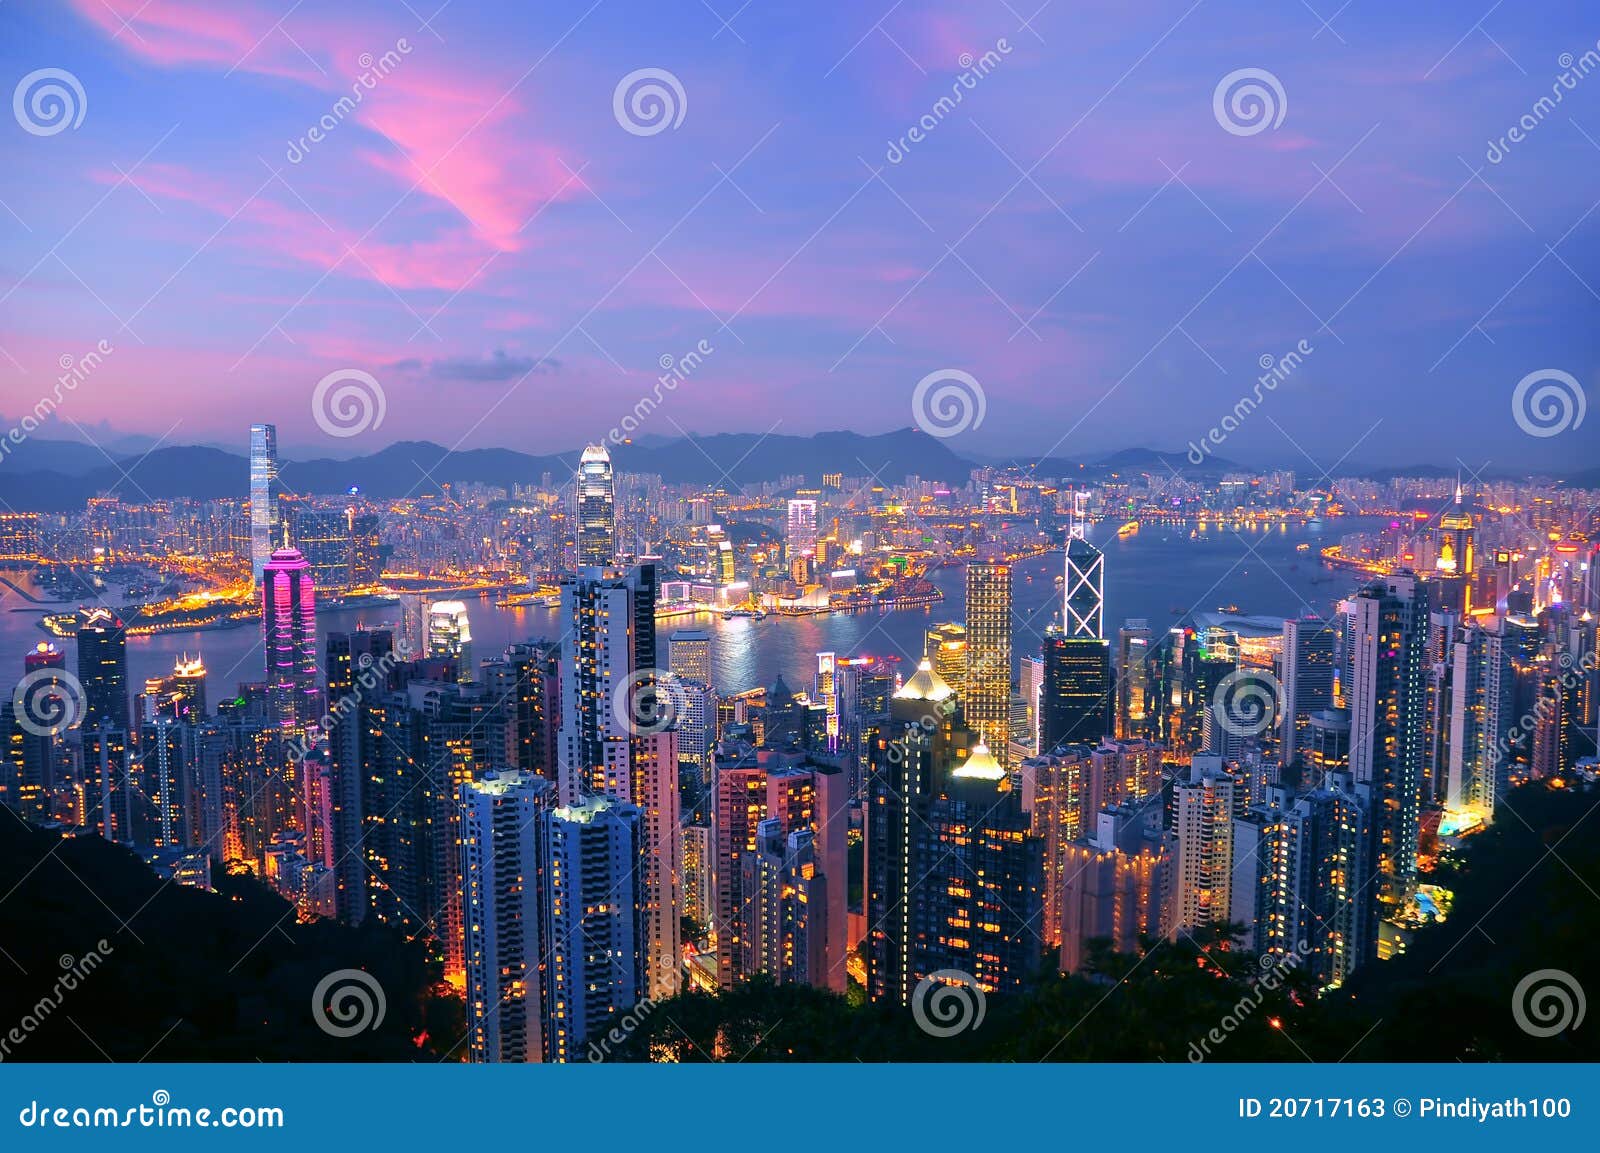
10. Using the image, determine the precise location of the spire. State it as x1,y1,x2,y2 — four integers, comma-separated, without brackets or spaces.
894,659,954,703
953,741,1007,782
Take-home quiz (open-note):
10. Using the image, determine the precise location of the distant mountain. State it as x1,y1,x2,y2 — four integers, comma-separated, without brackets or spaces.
0,434,127,475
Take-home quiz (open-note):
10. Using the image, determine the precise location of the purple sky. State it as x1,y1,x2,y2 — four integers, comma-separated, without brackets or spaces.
2,0,1596,470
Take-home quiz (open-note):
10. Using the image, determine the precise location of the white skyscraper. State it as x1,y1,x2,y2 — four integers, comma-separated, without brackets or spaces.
576,444,616,566
427,599,473,683
249,423,279,586
460,771,553,1063
1175,756,1238,931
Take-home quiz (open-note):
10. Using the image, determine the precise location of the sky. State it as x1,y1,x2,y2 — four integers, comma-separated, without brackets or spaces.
1,0,1596,472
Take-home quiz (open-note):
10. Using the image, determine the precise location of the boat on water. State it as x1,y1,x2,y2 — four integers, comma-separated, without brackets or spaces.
721,608,767,620
1117,520,1139,537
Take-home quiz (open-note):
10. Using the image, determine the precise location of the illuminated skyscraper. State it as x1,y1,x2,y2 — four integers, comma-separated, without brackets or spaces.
786,498,818,557
668,630,712,685
428,600,474,683
1175,757,1239,931
965,560,1013,763
1280,617,1336,769
76,607,129,733
576,444,616,566
460,770,554,1063
249,423,280,585
925,622,969,695
261,547,319,735
1115,620,1153,738
291,506,353,594
1059,802,1174,973
1345,574,1430,915
1063,493,1104,640
1040,629,1111,752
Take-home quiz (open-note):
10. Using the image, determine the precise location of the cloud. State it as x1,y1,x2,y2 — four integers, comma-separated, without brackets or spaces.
390,350,561,382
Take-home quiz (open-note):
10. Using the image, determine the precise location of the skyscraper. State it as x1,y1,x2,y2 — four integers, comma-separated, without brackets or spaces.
1280,617,1336,769
543,795,645,1063
1063,535,1105,640
786,498,818,557
1345,574,1430,915
965,560,1013,763
1115,619,1153,738
261,546,319,735
1174,757,1239,931
576,444,616,566
1039,629,1111,752
427,600,474,683
290,506,353,594
76,607,129,734
249,423,280,586
925,622,969,695
668,630,712,685
460,770,554,1063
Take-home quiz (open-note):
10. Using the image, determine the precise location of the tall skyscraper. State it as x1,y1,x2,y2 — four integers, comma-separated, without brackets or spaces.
555,564,680,1001
1345,574,1430,915
786,498,818,557
249,423,280,585
668,630,712,685
1115,619,1153,738
1280,617,1336,768
460,770,554,1063
261,546,319,735
1059,802,1174,973
965,560,1013,763
543,795,645,1063
427,600,474,683
925,622,969,695
576,444,616,566
1063,534,1105,639
76,607,129,734
1039,629,1111,752
1174,757,1239,932
290,506,354,594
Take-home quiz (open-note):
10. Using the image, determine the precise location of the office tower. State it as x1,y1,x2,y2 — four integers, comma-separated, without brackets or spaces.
1039,629,1111,752
82,726,132,843
137,715,194,849
1019,654,1045,746
262,547,319,735
865,660,973,1005
290,506,354,595
1434,483,1477,613
925,622,969,695
1345,574,1430,914
427,599,474,683
576,444,616,566
669,676,715,776
460,771,553,1063
1174,758,1239,931
172,655,208,721
349,511,383,587
1063,531,1105,639
324,628,396,923
249,422,280,585
482,641,561,781
1115,620,1153,738
543,795,645,1063
668,630,712,685
913,743,1044,994
713,753,848,991
786,498,818,556
1059,802,1175,973
555,564,680,1001
76,607,129,734
965,560,1013,762
1280,617,1336,768
1446,625,1510,821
